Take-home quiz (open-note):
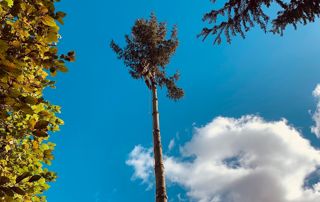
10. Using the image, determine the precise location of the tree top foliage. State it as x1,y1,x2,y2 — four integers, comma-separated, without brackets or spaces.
199,0,320,44
0,0,74,201
110,13,184,100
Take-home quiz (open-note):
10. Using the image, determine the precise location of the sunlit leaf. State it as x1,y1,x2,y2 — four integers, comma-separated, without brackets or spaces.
41,15,57,27
4,0,13,7
0,0,74,200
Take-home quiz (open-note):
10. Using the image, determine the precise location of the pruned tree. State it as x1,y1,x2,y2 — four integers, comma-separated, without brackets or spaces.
110,13,184,202
199,0,320,44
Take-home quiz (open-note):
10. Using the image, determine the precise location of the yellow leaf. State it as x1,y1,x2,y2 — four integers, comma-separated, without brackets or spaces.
5,145,10,152
29,118,37,129
46,31,58,42
11,40,20,47
4,0,13,7
32,141,39,150
40,6,48,14
41,15,57,27
16,75,24,82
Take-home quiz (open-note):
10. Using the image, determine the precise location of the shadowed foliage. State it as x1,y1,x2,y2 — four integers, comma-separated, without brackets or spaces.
200,0,320,44
110,13,183,202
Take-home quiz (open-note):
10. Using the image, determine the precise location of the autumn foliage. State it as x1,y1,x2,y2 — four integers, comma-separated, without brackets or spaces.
0,0,74,201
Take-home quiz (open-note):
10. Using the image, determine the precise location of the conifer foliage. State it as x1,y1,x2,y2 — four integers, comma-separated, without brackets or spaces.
110,14,184,100
200,0,320,44
0,0,74,201
111,14,183,202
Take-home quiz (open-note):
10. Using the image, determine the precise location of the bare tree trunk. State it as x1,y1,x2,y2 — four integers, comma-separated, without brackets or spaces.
151,83,168,202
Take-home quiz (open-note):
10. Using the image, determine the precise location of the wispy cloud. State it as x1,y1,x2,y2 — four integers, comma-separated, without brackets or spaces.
168,139,175,151
311,84,320,138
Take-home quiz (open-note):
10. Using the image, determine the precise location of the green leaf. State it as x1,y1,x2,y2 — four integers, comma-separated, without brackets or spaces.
4,145,10,152
4,0,13,7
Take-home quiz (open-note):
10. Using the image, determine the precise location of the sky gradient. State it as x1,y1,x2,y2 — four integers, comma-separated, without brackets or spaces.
45,0,320,201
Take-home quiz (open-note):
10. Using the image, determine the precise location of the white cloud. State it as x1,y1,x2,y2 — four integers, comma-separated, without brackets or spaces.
125,145,153,187
311,84,320,138
127,116,320,202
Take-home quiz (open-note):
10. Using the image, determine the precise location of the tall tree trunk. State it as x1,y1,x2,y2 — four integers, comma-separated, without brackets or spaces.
151,83,168,202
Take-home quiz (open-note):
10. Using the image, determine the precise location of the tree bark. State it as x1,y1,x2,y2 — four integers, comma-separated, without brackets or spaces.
151,83,168,202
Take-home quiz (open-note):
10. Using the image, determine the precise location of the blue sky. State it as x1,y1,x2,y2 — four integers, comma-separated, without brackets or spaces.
45,0,320,201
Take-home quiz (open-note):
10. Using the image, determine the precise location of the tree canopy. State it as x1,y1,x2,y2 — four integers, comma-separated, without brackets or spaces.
110,14,184,100
0,0,74,201
200,0,320,44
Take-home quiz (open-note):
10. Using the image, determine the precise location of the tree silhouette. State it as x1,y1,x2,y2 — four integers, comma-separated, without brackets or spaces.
200,0,320,44
110,14,184,202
